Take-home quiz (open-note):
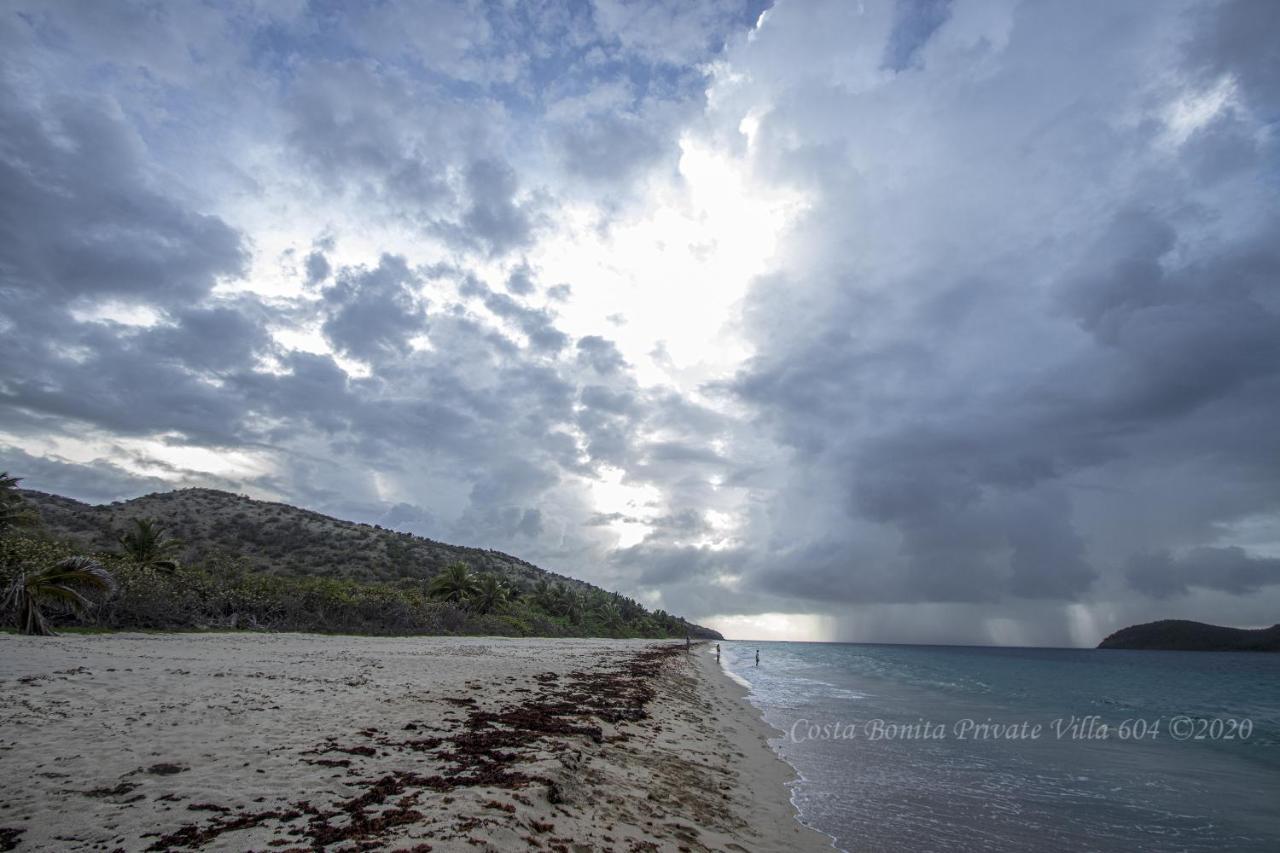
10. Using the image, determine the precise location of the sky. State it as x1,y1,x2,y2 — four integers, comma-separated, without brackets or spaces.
1,0,1277,646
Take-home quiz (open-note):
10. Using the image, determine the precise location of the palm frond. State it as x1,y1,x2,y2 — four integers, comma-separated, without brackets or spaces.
118,518,183,568
426,562,478,604
25,585,93,609
37,556,117,593
4,556,116,636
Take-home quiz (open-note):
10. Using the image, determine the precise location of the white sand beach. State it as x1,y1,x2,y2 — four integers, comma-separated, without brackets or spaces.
0,633,829,852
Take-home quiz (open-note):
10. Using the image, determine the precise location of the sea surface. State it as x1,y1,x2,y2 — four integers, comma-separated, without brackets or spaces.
719,641,1280,852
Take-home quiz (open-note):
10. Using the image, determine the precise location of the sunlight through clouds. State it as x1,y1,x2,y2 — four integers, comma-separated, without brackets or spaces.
534,130,808,389
3,0,1278,645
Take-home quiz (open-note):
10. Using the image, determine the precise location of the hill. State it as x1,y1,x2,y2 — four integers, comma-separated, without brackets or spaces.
1098,620,1280,652
6,487,721,640
23,487,581,588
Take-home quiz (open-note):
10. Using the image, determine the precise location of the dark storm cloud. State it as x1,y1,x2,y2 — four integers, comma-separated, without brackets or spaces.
611,542,747,587
1055,209,1280,426
711,0,1280,629
322,255,426,361
460,277,570,353
1184,0,1280,115
0,58,251,447
241,351,353,438
567,378,734,507
239,320,578,469
0,81,246,311
8,0,1278,645
304,251,332,286
454,460,557,542
0,301,271,446
152,304,273,373
1127,547,1280,599
0,445,175,505
729,200,1280,607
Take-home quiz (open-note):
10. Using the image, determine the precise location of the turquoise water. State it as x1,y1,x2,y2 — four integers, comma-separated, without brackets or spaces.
720,641,1280,852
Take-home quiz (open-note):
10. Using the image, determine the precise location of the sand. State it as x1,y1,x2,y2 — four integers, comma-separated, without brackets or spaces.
0,632,830,852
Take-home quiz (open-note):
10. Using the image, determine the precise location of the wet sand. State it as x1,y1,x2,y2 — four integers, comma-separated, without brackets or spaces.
0,632,829,851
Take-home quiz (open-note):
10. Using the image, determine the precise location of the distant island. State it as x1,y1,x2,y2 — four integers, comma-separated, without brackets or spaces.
1098,620,1280,652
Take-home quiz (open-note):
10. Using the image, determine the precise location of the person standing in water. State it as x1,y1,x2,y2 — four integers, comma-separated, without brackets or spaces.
715,643,721,661
755,649,760,666
685,634,691,651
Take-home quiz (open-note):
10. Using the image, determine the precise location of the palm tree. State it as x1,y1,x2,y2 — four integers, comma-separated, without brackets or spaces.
118,518,183,571
555,587,585,625
617,595,640,620
469,574,510,615
596,600,623,630
532,578,554,611
0,472,35,534
4,556,116,636
426,562,478,604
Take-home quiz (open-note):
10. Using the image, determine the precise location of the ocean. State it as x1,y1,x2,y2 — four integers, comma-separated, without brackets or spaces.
719,641,1280,852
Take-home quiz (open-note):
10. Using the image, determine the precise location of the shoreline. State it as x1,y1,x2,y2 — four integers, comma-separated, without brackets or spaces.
685,646,835,852
0,632,829,851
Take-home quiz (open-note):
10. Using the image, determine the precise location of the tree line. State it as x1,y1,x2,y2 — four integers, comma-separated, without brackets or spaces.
0,473,706,639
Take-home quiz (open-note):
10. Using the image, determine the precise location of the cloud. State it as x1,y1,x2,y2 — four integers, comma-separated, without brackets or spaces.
0,0,754,603
459,158,540,255
575,336,628,374
882,0,953,71
462,278,570,353
505,263,537,295
704,0,1280,630
612,542,746,587
304,251,332,286
556,110,672,186
1127,547,1280,599
1184,0,1280,116
591,0,757,67
322,255,427,361
0,445,179,505
4,0,1279,646
0,81,246,313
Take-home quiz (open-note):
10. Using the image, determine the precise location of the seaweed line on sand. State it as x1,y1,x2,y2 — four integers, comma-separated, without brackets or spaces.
146,642,686,851
0,827,25,852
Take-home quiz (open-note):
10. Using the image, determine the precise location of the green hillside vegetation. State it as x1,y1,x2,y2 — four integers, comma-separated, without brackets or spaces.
1,480,721,639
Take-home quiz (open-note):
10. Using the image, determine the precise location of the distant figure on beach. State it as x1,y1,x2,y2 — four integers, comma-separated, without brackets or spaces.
755,649,760,666
716,643,721,660
685,634,691,651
